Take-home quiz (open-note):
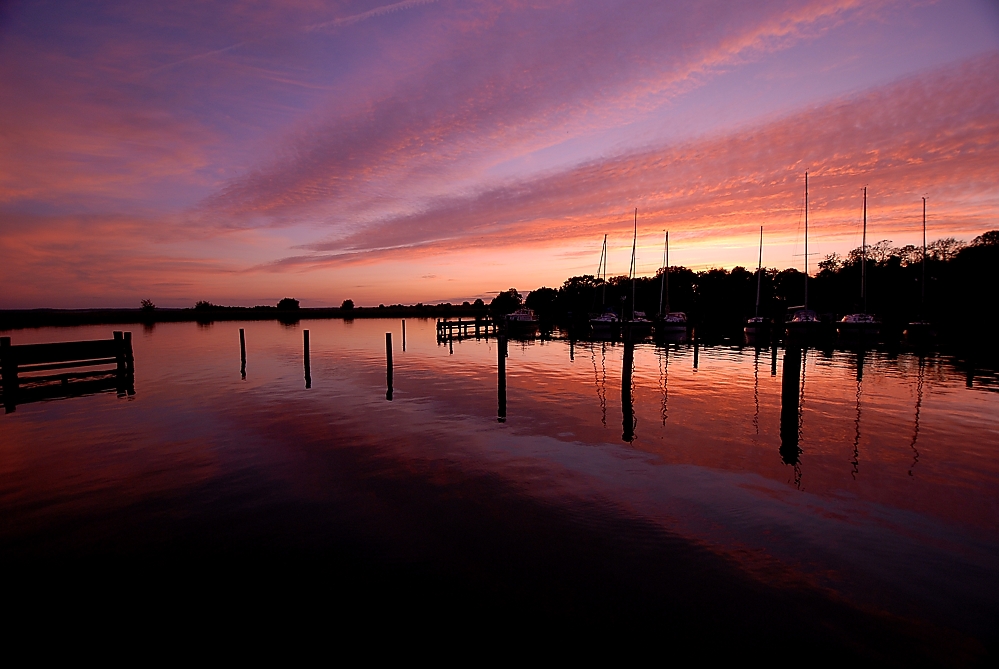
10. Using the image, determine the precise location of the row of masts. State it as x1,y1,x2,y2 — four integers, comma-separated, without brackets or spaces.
598,173,930,325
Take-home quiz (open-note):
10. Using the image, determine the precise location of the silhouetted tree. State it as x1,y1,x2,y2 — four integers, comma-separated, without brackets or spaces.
490,288,522,316
340,299,354,310
140,299,155,312
277,298,300,309
473,298,485,308
972,230,999,246
525,287,558,319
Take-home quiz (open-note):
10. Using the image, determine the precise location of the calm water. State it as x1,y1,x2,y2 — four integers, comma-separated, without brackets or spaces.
2,319,997,655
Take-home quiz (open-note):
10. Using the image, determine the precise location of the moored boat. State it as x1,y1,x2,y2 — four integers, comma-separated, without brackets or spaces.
590,310,621,337
837,312,880,338
838,187,881,340
744,225,771,338
905,197,935,344
785,172,821,340
655,229,691,340
504,307,539,336
786,307,821,340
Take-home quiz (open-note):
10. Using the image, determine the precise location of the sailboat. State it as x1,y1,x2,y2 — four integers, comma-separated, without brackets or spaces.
904,197,934,343
623,208,653,339
838,186,881,339
785,171,821,338
744,225,770,337
589,233,621,337
655,230,688,338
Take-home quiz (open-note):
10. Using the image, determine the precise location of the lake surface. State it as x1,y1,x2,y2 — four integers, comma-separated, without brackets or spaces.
2,319,997,657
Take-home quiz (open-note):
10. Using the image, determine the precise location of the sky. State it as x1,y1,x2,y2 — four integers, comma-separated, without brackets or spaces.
1,0,998,308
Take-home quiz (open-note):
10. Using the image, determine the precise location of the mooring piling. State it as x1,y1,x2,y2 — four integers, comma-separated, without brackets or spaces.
622,340,635,442
239,328,246,378
304,329,311,389
497,335,507,422
402,320,407,352
386,332,394,400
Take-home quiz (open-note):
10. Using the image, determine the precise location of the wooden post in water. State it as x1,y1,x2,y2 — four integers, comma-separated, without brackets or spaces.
386,332,394,400
497,335,507,422
122,331,135,396
304,329,311,389
622,339,635,442
113,331,126,375
780,345,803,465
402,320,406,352
113,331,126,397
771,344,778,377
239,328,246,378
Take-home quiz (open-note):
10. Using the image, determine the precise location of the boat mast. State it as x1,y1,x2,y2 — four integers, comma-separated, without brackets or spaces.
599,234,608,308
630,208,638,320
921,197,926,311
755,226,763,318
862,186,867,314
659,230,668,316
804,171,809,310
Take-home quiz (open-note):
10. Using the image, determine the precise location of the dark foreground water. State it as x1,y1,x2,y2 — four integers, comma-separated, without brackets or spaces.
1,319,996,658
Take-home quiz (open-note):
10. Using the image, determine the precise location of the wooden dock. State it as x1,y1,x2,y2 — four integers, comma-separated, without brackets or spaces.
436,317,499,342
1,331,134,411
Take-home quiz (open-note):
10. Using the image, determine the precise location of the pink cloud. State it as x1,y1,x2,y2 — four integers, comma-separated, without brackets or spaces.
263,53,999,270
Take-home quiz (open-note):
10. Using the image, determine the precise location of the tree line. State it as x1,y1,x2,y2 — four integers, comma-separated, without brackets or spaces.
491,230,998,340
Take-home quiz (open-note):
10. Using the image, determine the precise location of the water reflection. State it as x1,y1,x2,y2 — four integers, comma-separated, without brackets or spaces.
658,345,669,426
497,335,507,422
622,339,635,443
851,350,864,479
1,319,997,652
753,347,760,435
909,356,925,477
591,343,607,427
780,346,804,487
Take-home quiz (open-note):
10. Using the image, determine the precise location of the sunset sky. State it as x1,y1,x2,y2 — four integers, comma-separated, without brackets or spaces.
2,0,998,308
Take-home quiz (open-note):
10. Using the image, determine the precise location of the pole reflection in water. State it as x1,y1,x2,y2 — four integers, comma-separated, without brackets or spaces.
591,342,607,427
622,339,636,443
851,350,865,479
658,344,669,426
497,335,507,422
239,328,246,379
753,347,760,435
771,344,777,377
780,345,804,486
303,329,311,389
693,332,699,370
910,356,925,476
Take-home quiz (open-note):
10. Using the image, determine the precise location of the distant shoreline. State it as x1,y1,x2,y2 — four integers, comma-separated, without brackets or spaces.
0,306,489,330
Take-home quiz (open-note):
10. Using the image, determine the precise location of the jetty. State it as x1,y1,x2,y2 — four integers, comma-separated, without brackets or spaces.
436,317,500,342
0,331,134,411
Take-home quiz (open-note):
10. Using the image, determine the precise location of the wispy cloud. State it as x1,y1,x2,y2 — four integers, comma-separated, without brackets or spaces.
265,53,999,269
306,0,441,31
203,0,888,224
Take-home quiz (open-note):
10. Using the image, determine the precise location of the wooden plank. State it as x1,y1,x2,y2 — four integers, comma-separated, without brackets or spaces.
10,339,118,365
18,357,117,373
